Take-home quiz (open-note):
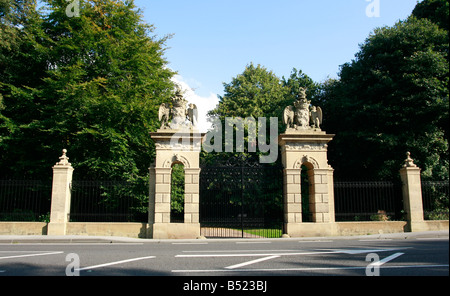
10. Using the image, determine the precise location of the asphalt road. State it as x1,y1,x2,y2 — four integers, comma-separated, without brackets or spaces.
0,235,448,277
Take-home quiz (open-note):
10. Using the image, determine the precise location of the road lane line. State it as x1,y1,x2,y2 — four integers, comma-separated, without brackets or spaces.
299,241,333,243
76,256,156,271
172,264,449,274
172,243,208,245
176,251,336,258
182,250,298,253
0,251,64,260
235,242,272,244
225,255,280,269
359,239,393,242
370,253,405,267
176,248,405,258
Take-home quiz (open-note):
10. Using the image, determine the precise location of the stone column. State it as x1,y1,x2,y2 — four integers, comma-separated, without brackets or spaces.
279,131,336,237
283,168,302,225
149,129,203,239
184,168,201,224
399,152,425,232
148,165,156,225
47,149,74,236
153,167,172,224
310,168,332,223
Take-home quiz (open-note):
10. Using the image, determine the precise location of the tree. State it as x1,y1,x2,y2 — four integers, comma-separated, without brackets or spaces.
211,63,288,120
0,0,175,181
282,68,321,107
322,16,449,180
412,0,449,31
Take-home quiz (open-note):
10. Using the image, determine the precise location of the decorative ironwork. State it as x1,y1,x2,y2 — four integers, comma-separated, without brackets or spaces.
333,180,403,221
0,179,51,222
199,154,284,238
421,180,449,220
200,153,275,169
69,179,148,223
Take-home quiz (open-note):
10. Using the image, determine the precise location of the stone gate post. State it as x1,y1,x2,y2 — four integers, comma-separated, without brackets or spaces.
399,152,426,232
48,149,74,235
279,131,336,237
279,88,336,237
148,130,203,239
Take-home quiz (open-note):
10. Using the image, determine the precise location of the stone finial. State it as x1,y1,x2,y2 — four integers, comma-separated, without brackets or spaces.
55,149,71,166
403,152,417,168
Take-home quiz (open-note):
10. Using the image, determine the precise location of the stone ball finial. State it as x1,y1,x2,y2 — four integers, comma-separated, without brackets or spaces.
403,152,417,168
56,149,71,166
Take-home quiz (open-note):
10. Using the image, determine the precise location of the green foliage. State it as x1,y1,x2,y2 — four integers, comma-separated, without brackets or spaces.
0,0,175,181
321,16,449,180
171,163,185,216
211,63,288,120
412,0,449,31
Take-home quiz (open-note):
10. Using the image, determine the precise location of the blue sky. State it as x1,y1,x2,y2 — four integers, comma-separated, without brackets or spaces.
134,0,418,131
40,0,419,131
137,0,418,96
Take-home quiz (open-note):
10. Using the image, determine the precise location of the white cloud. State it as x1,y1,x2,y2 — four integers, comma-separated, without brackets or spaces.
171,75,219,133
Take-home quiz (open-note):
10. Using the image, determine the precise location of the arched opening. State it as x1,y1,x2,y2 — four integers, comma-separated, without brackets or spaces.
301,163,314,222
171,162,185,223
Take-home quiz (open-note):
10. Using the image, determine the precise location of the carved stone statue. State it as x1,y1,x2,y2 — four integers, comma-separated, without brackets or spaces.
310,106,323,129
158,103,170,129
283,105,295,128
283,87,323,131
158,84,198,130
187,103,198,128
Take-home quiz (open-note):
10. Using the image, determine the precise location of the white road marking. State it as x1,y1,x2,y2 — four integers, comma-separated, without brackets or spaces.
225,255,280,269
0,251,64,260
235,242,272,244
172,243,208,245
172,264,449,274
0,251,61,253
0,243,144,246
182,249,298,253
76,256,156,271
335,248,409,254
359,239,393,242
176,248,405,258
176,251,335,258
299,240,334,243
370,252,405,267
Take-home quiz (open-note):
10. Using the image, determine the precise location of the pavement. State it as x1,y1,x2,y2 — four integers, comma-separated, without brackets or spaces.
0,230,448,244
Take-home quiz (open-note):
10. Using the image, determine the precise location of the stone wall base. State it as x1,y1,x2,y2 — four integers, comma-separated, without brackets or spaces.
66,222,149,238
1,221,447,238
284,221,438,237
150,223,201,239
47,222,67,235
0,222,47,235
406,220,449,232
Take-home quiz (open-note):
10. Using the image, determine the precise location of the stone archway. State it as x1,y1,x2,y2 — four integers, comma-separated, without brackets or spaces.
148,130,203,239
278,131,336,237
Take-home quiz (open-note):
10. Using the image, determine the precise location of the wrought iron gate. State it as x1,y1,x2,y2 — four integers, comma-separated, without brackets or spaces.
199,155,283,238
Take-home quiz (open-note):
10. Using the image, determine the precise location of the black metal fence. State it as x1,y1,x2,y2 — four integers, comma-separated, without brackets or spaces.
199,155,284,238
334,180,404,222
421,181,449,220
0,179,52,222
69,179,148,223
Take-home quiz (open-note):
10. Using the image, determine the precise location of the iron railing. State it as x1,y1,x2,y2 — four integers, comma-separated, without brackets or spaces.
199,162,284,239
69,179,148,223
0,179,51,222
334,180,404,222
421,180,449,220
